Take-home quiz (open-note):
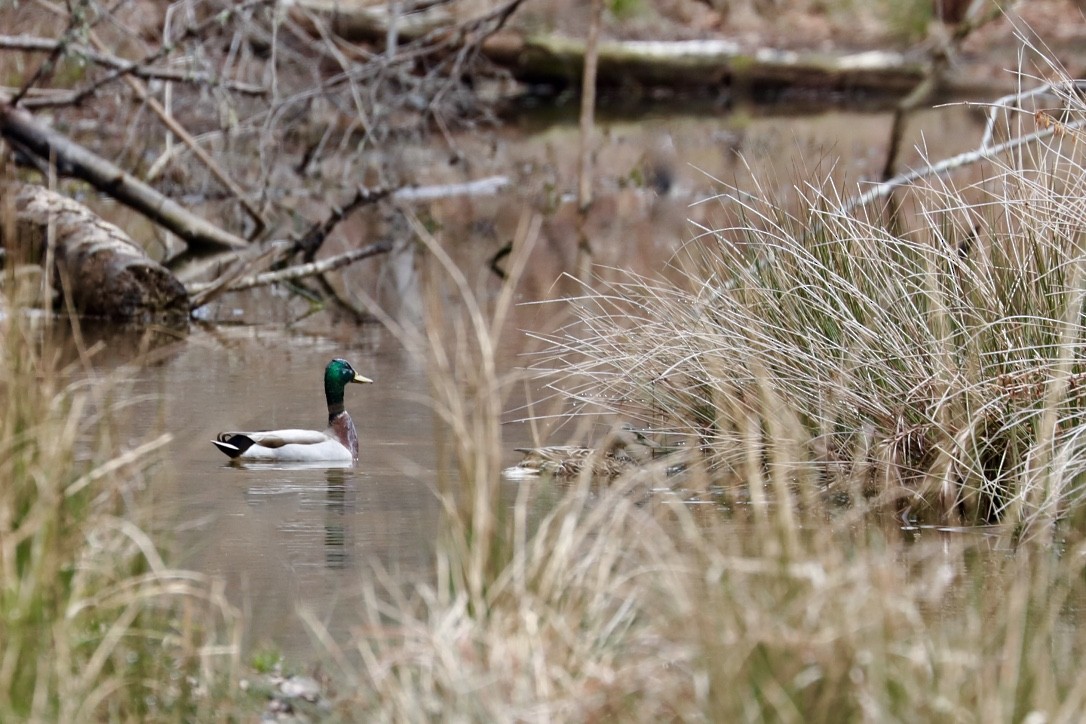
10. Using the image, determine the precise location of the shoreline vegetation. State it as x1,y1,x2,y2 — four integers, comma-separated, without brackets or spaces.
0,281,240,720
5,1,1086,720
7,67,1086,718
539,76,1086,538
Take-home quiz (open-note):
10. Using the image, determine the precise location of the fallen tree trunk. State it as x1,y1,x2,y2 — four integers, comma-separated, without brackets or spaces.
7,184,190,322
485,36,925,96
493,35,1006,101
293,1,1008,101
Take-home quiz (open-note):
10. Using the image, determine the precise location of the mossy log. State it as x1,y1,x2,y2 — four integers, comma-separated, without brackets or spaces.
485,36,930,98
7,185,189,322
291,1,999,101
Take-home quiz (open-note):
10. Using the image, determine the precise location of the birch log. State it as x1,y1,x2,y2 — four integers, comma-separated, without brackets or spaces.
9,185,189,321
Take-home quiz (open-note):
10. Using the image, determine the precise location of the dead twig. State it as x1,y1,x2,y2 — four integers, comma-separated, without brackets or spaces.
880,3,1004,183
39,0,276,108
391,176,509,202
297,185,397,261
295,176,509,260
0,35,266,101
184,241,294,309
844,104,1086,218
184,175,506,308
9,0,88,106
68,24,268,237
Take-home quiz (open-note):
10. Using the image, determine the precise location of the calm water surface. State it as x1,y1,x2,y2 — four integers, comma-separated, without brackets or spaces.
124,323,537,658
93,104,1005,660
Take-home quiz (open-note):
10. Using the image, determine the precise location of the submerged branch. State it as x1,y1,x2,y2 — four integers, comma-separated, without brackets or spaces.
185,240,392,300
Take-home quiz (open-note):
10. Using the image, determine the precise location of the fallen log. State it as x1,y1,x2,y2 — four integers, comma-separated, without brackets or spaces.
492,37,926,96
7,184,190,322
293,0,1008,102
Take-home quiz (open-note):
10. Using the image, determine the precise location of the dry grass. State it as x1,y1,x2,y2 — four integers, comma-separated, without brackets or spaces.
0,275,241,719
318,446,1086,721
302,64,1086,721
534,68,1086,537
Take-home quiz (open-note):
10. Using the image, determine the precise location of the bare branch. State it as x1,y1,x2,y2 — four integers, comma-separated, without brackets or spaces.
0,35,266,101
186,240,393,299
85,31,268,237
0,102,248,253
10,0,86,105
391,176,510,202
298,185,397,261
184,240,294,309
843,107,1086,217
51,0,277,108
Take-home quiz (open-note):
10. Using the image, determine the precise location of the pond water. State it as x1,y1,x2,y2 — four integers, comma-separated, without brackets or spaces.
84,103,998,660
118,321,546,657
150,325,435,655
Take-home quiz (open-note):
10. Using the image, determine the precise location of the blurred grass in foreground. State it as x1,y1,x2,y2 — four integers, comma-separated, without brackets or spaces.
0,239,239,719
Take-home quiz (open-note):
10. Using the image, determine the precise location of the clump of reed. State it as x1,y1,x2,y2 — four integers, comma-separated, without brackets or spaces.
321,394,1086,719
538,74,1086,536
308,62,1086,720
0,279,240,719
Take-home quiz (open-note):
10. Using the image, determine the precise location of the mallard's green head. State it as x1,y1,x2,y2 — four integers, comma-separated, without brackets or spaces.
324,358,372,411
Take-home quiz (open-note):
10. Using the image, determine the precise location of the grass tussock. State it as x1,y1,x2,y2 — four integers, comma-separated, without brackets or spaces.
310,63,1086,720
535,71,1086,535
322,449,1086,720
0,280,240,719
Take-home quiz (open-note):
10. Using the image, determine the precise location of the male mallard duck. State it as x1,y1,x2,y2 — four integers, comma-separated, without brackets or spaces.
212,358,372,464
502,424,659,479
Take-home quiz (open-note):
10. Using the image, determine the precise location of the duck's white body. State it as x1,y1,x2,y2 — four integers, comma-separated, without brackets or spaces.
212,428,355,463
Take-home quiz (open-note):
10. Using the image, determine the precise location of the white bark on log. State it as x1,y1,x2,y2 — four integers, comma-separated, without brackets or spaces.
9,185,189,321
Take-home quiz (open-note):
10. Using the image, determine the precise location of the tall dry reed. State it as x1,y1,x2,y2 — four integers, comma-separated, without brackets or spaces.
307,62,1086,721
534,69,1086,537
0,272,240,718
